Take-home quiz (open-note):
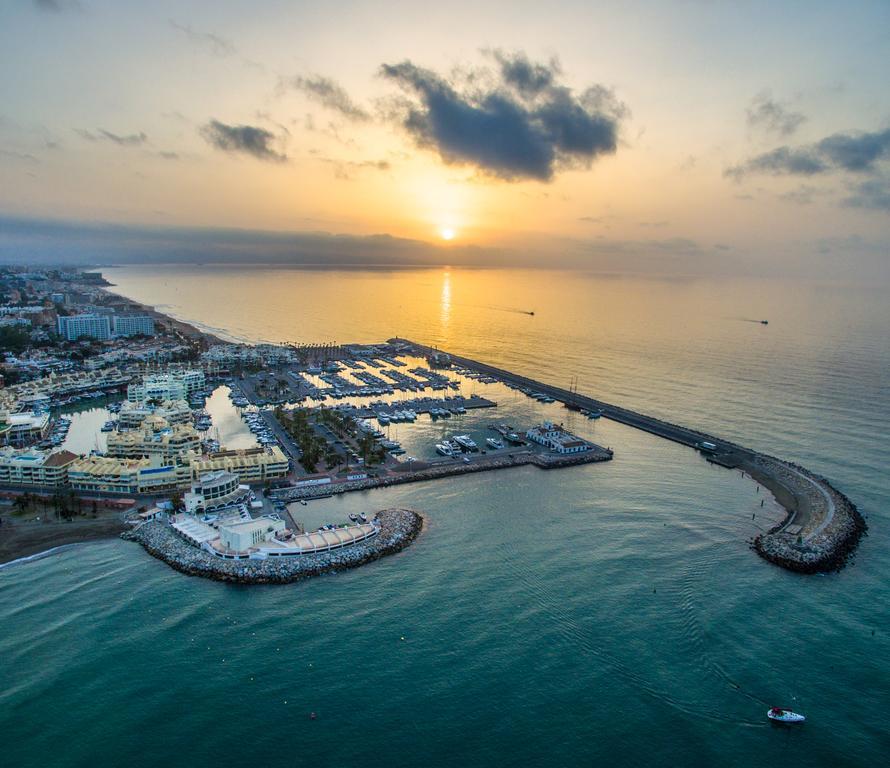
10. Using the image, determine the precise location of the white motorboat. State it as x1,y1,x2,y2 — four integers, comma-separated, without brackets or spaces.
435,443,455,457
485,437,504,450
453,434,478,451
767,708,805,723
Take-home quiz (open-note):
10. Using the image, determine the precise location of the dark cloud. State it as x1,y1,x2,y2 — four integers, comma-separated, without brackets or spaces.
169,20,236,57
492,50,559,97
76,129,148,146
746,92,806,137
727,128,890,180
281,75,369,122
816,129,890,172
199,120,286,162
843,176,890,211
725,146,826,180
380,52,626,182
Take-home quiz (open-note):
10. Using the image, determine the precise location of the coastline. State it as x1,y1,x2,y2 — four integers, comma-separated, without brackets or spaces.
73,285,866,576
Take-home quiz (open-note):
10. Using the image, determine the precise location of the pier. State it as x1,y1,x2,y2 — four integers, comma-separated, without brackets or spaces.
395,339,866,574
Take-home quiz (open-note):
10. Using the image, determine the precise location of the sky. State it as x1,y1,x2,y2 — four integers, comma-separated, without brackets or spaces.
1,0,889,276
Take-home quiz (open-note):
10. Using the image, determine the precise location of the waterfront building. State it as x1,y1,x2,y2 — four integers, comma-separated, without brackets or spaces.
112,315,155,338
0,410,51,447
127,371,205,404
188,446,289,484
525,422,591,454
184,470,249,513
0,368,131,411
218,516,286,552
68,455,190,495
105,417,200,461
117,399,192,428
57,313,112,341
0,448,78,487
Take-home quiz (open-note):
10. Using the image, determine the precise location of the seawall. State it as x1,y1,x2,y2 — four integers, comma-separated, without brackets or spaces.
122,508,423,584
272,447,613,502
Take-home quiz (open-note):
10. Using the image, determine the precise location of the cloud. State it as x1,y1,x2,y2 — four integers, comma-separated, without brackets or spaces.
778,184,820,205
491,50,559,98
0,149,39,163
725,146,826,179
280,74,370,122
33,0,78,12
199,120,286,162
322,157,391,180
817,130,890,172
746,92,806,137
726,128,890,180
158,151,179,160
843,176,890,211
380,51,626,181
169,20,236,57
76,129,148,146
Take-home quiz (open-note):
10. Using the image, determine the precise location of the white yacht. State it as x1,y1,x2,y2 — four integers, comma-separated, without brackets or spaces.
453,434,478,452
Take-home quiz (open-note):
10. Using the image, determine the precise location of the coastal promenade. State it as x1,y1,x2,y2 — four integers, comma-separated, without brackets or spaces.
397,339,866,573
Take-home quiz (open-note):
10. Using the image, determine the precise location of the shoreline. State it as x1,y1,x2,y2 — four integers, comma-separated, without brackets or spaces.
121,508,423,585
0,517,129,566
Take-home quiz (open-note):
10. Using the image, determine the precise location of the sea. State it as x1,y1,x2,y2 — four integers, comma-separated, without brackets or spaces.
2,266,888,767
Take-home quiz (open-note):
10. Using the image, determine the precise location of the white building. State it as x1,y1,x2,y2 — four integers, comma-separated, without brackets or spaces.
57,314,112,341
525,422,591,454
218,517,286,552
117,399,192,428
127,371,205,404
184,470,249,513
189,446,289,484
68,455,190,495
112,315,155,338
0,410,51,447
105,417,201,461
0,448,77,487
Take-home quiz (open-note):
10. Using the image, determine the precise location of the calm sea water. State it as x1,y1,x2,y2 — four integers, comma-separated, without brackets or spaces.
2,267,888,767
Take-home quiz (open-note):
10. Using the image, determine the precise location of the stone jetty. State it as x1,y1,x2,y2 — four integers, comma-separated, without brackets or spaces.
397,338,866,574
742,454,867,574
121,508,423,584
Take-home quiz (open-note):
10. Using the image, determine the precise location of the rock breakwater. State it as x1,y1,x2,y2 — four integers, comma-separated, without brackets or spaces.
121,508,423,584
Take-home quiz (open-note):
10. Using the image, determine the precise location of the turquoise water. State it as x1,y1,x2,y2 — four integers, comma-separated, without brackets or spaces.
2,268,889,766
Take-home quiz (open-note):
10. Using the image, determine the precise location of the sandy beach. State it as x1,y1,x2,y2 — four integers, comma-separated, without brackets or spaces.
0,517,128,566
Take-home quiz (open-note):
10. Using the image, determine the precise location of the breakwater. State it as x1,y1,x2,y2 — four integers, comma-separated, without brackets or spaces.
397,339,866,574
272,446,613,502
121,508,423,584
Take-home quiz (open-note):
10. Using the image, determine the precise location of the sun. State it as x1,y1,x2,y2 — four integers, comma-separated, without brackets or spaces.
439,227,456,241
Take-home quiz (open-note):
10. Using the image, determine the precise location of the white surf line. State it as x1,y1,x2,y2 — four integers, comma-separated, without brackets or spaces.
0,543,82,570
